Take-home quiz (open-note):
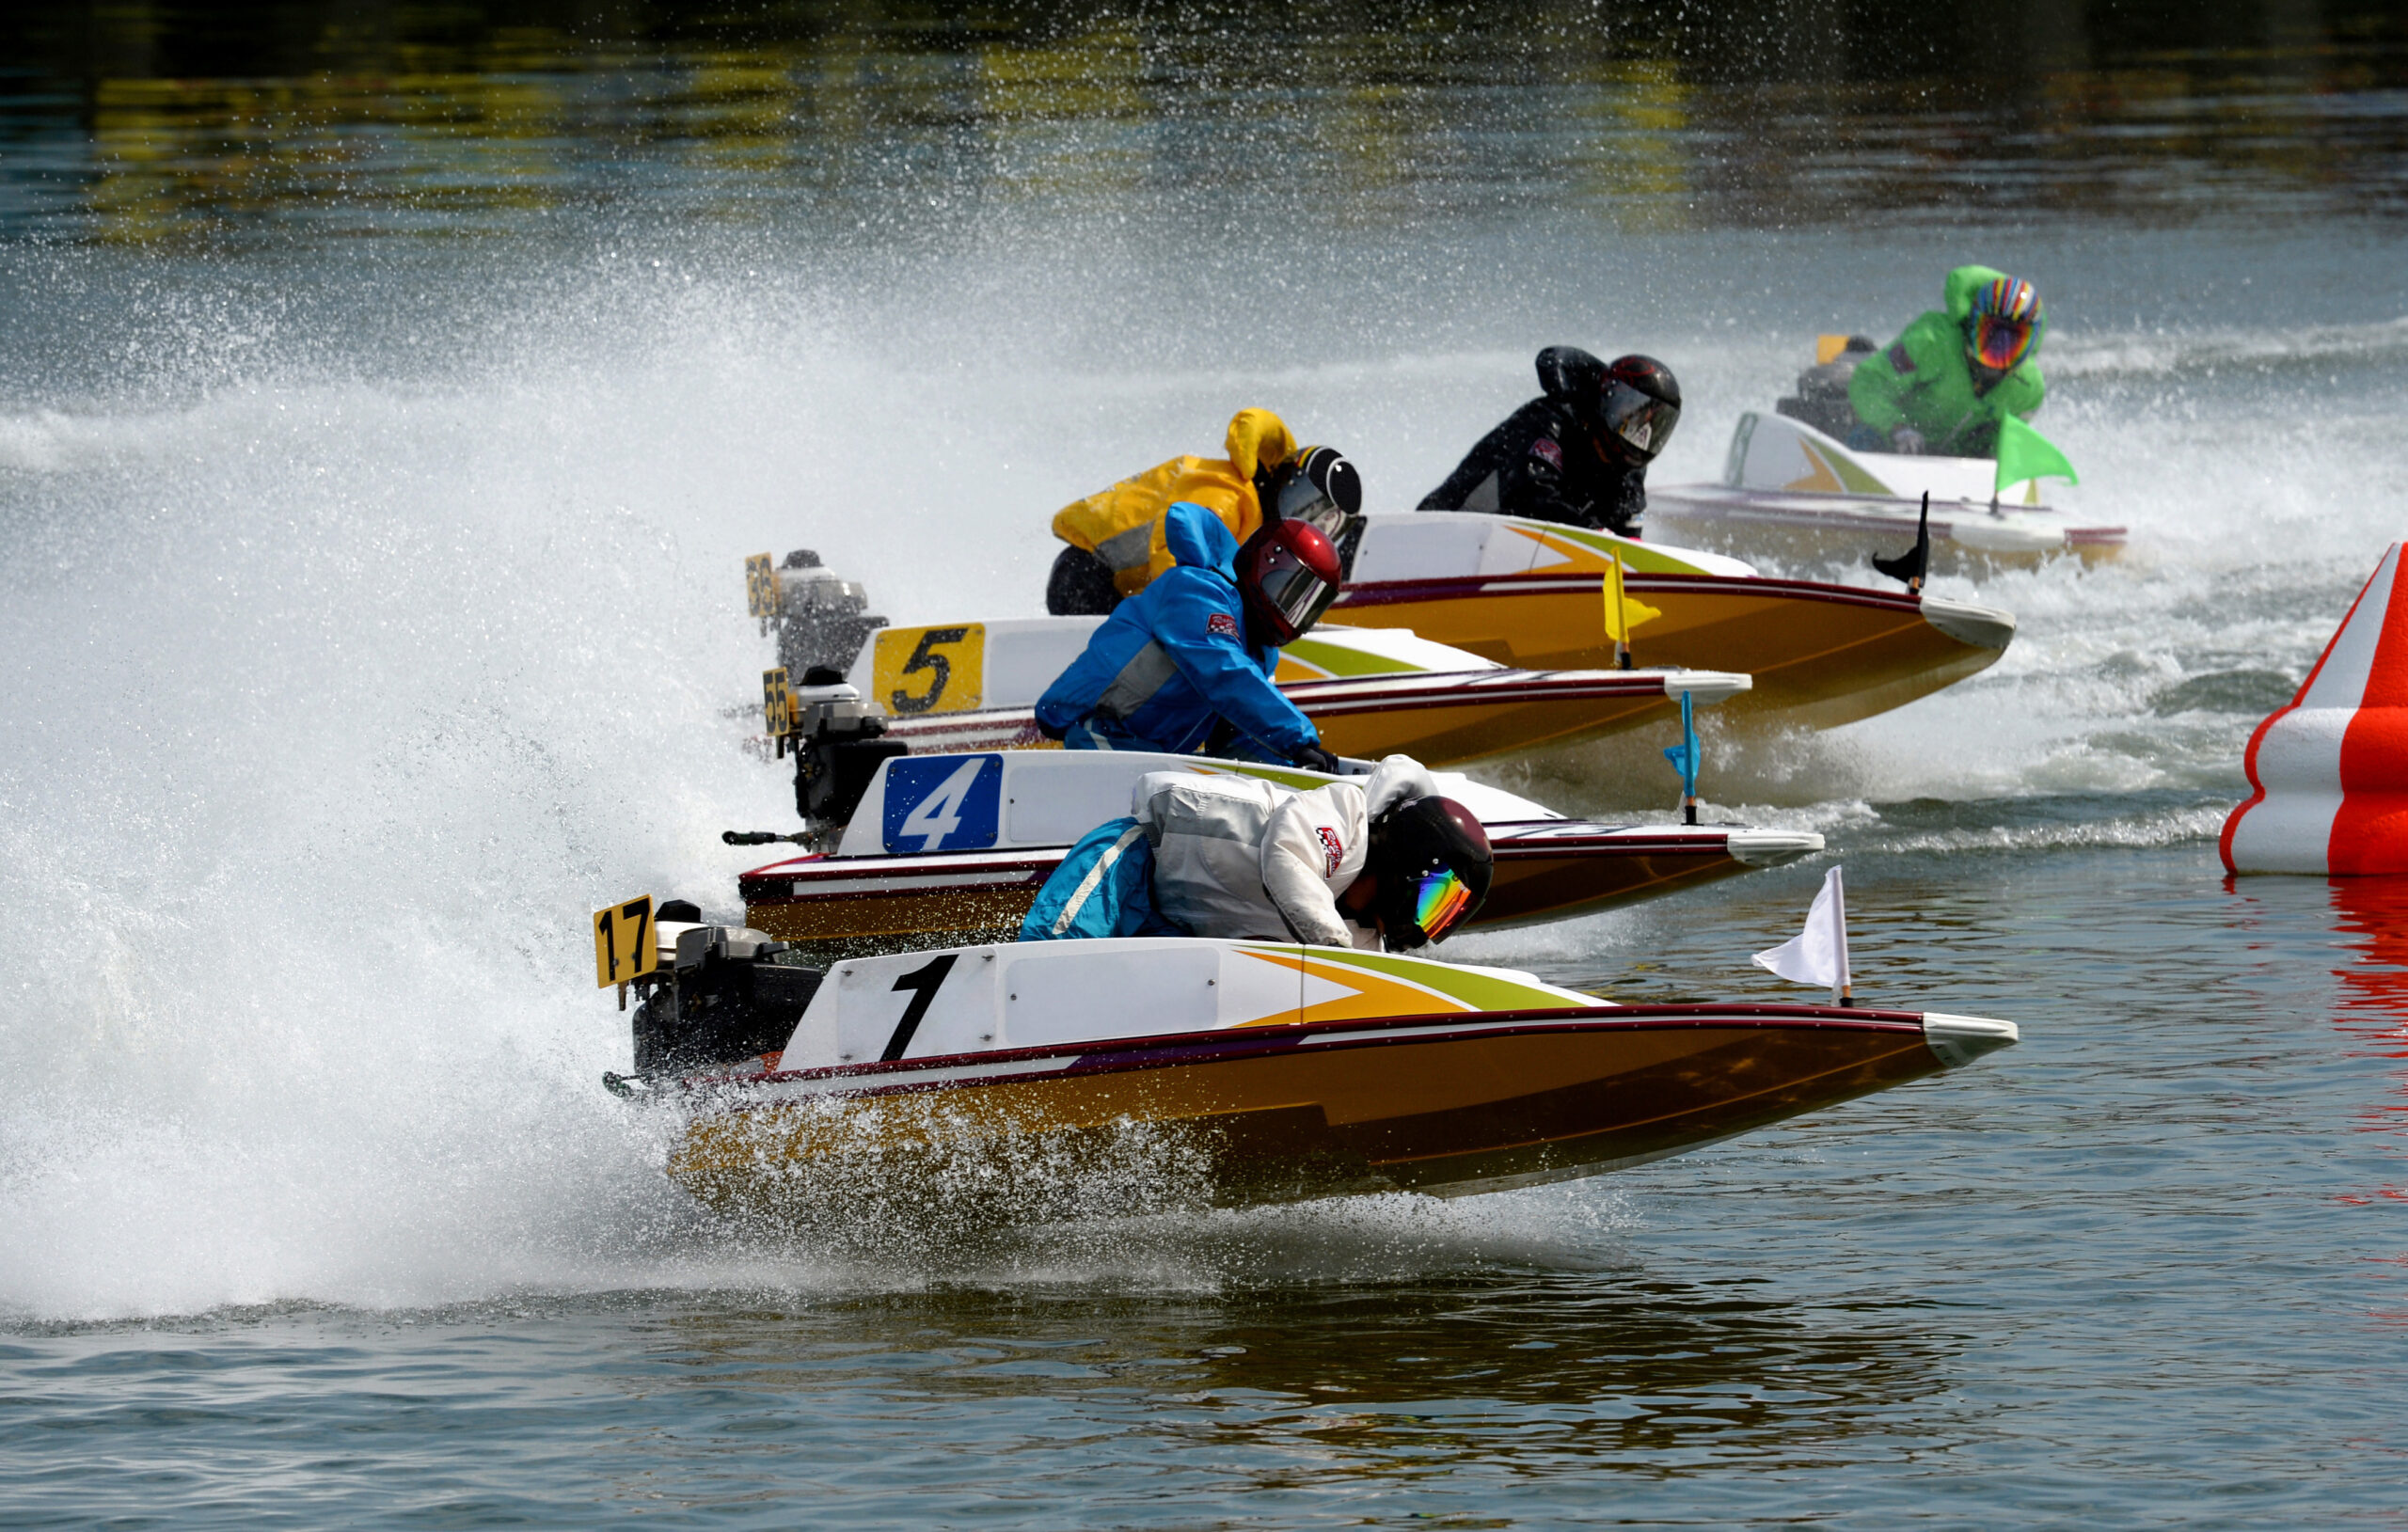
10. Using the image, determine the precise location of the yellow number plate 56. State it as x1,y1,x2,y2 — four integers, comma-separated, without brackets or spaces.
744,553,778,619
593,894,658,987
872,623,985,716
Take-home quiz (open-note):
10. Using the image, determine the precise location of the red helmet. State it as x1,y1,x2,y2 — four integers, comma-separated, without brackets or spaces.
1239,519,1343,645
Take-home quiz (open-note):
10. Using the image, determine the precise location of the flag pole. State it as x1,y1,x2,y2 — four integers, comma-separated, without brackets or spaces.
1608,554,1633,671
1679,688,1698,825
1831,865,1852,1007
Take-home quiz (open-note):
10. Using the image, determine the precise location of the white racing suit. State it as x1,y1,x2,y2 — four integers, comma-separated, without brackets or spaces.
1018,756,1437,948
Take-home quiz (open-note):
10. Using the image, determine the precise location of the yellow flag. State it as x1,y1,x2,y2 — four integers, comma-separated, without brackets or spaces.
1603,553,1663,643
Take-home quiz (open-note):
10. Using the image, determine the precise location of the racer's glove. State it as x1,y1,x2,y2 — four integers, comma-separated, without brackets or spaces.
1292,742,1341,776
1889,425,1927,455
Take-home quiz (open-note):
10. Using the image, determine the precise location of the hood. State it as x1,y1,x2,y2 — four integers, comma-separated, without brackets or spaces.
1944,264,2049,350
1536,344,1607,405
1224,407,1295,484
1163,499,1241,582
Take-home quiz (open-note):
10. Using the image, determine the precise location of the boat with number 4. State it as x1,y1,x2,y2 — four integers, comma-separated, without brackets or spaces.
732,746,1822,956
590,912,2019,1218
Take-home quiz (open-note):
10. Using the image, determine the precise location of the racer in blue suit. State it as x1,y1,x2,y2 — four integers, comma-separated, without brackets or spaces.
1035,499,1344,772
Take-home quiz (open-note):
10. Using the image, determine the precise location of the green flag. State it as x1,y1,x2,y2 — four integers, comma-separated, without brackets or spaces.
1995,413,2077,494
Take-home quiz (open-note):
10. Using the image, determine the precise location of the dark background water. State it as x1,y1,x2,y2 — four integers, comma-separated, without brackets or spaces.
5,0,2407,244
5,3,2408,1526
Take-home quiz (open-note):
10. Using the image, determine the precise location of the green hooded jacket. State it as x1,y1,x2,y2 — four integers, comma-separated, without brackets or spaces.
1847,264,2047,457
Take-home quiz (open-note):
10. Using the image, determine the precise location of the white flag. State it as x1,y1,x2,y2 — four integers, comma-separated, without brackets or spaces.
1753,865,1851,1004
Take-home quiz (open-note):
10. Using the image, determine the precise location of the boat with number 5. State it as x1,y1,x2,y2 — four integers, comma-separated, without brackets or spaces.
740,554,1750,771
836,615,1750,769
594,916,2018,1219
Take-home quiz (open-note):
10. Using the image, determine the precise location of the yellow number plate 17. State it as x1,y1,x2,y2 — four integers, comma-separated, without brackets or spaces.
593,894,658,987
872,623,985,716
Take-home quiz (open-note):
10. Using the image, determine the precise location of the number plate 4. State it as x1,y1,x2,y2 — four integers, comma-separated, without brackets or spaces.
880,754,1003,853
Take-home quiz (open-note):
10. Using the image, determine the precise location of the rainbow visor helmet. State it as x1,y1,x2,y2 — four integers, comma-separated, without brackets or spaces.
1967,276,2042,372
1369,797,1493,950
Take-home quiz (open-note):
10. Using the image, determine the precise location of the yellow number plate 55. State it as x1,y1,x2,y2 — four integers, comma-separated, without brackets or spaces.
593,894,658,987
872,623,985,716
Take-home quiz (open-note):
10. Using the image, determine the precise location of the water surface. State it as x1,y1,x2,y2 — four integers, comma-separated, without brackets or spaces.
5,3,2408,1525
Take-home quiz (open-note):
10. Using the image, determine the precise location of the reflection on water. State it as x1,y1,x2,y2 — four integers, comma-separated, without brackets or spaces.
2325,877,2408,1230
634,1273,1959,1477
4,1,2405,243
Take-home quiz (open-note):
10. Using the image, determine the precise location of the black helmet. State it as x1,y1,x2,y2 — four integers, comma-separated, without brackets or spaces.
1536,346,1681,466
1366,795,1493,950
1599,355,1681,464
1261,445,1362,539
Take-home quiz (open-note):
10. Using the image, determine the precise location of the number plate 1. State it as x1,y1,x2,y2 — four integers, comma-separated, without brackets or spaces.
593,894,658,987
881,754,1003,853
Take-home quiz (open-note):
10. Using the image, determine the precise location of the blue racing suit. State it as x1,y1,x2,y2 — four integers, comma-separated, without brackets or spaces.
1034,500,1321,761
1018,816,1190,941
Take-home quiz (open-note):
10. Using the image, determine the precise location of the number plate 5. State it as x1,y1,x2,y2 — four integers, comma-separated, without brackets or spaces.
872,624,985,715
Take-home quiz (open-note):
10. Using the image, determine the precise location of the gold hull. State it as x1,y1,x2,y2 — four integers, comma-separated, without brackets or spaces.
883,669,1715,769
739,827,1779,956
1330,572,2012,730
668,1005,1953,1217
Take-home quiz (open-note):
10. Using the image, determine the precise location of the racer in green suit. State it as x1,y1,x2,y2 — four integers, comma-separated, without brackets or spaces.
1847,265,2046,458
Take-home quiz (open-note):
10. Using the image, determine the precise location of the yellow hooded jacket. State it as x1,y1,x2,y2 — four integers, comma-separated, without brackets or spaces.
1050,408,1295,598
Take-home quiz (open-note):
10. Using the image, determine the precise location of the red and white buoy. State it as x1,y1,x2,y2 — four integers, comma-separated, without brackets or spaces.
2222,542,2408,876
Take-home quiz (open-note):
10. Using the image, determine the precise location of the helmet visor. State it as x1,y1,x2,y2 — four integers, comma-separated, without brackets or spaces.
1275,474,1349,539
1410,866,1478,944
1969,315,2035,372
1273,448,1364,541
1253,544,1339,636
1601,379,1679,460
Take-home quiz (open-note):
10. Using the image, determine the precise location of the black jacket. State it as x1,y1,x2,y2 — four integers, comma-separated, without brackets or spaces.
1418,398,1646,534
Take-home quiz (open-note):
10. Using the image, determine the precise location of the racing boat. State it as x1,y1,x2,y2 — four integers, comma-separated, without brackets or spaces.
594,915,2018,1218
1647,410,2126,571
731,745,1822,956
1330,512,2018,730
816,613,1750,769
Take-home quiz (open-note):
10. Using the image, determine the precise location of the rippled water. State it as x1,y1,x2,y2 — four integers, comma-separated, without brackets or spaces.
5,3,2408,1525
6,852,2406,1525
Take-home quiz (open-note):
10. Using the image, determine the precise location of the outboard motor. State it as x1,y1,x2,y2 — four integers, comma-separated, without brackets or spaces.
735,551,912,853
626,910,826,1079
1775,336,1877,439
770,549,887,681
785,672,908,837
